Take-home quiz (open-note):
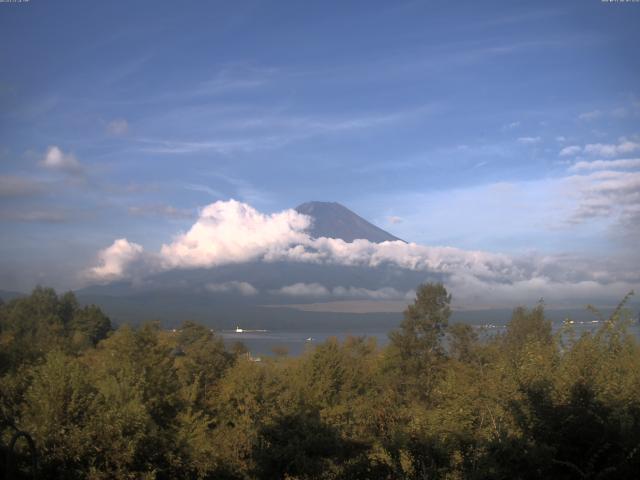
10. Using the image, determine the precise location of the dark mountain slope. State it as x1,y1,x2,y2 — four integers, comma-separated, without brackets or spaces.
295,201,403,243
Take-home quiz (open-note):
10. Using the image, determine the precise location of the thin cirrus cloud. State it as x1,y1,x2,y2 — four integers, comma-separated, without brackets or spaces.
135,107,431,155
86,197,639,305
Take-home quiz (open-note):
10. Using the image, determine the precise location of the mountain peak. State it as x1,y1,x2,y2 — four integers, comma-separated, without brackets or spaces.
295,201,403,243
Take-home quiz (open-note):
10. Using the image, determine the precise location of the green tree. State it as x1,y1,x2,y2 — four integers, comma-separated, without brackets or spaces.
20,351,95,478
503,302,552,350
70,304,112,345
448,322,478,363
386,282,452,401
174,321,234,409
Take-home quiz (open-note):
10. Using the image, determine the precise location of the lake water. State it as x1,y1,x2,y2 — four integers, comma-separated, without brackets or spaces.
220,316,640,357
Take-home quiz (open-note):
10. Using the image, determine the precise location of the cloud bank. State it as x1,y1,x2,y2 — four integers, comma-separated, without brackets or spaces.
87,199,521,283
86,194,639,306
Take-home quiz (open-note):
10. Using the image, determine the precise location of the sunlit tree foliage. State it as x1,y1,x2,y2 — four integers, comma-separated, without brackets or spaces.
1,284,638,479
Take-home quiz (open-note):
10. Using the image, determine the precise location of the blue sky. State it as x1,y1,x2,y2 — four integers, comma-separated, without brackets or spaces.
1,0,639,292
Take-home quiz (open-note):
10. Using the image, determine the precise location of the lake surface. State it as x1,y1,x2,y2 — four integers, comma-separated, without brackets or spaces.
220,314,640,356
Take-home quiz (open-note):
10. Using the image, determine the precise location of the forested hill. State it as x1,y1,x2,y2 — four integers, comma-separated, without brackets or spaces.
1,285,639,479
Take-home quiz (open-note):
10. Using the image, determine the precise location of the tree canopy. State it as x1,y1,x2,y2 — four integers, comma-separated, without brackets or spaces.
1,284,639,479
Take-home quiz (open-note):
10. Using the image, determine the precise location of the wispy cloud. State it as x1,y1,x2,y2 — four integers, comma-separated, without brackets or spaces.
566,169,640,227
202,173,274,206
583,140,640,157
0,175,43,197
135,106,432,155
517,136,541,144
127,204,195,220
569,158,640,172
193,64,277,96
0,209,69,223
501,121,521,131
559,138,640,158
182,183,224,198
559,145,582,157
578,110,602,121
136,135,291,155
106,118,129,136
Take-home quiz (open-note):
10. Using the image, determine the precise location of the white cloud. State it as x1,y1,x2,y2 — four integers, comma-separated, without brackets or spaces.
559,145,581,157
205,281,258,296
87,198,640,305
159,200,311,269
332,286,410,300
583,140,640,157
82,200,548,279
559,139,640,158
85,200,554,283
107,118,129,136
90,200,531,289
40,146,82,173
517,136,541,144
88,238,144,282
569,158,640,172
275,283,330,297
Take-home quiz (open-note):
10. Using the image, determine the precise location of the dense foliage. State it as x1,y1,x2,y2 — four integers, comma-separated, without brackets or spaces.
1,285,639,479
